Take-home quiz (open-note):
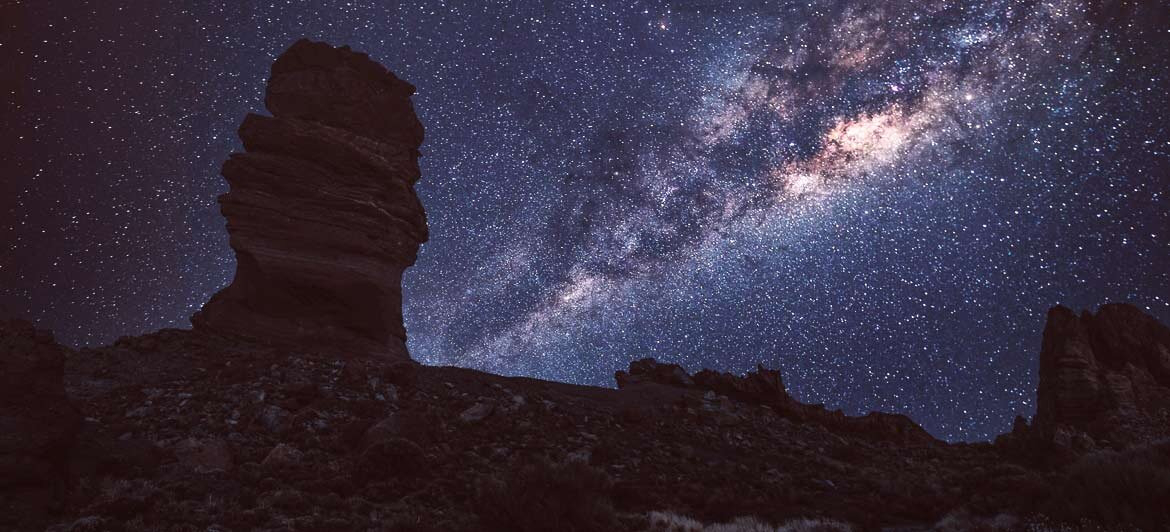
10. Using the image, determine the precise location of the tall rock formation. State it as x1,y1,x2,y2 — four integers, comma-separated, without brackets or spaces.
1006,304,1170,453
192,39,427,359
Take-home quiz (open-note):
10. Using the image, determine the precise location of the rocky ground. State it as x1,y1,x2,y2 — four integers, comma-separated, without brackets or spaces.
2,317,1167,531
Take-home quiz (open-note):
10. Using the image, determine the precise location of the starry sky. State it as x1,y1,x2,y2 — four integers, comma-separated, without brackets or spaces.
4,0,1169,441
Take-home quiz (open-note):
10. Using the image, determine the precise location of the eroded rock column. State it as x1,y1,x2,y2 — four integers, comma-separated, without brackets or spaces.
193,39,427,359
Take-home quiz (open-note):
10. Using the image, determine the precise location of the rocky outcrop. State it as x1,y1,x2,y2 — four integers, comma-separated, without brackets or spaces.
192,39,427,359
692,365,788,405
616,358,936,444
1014,304,1170,452
615,358,695,388
0,319,80,528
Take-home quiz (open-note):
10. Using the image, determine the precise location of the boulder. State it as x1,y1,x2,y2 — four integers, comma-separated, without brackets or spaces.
459,402,495,423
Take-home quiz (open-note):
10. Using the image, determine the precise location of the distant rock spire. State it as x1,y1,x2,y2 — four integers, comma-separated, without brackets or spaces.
1000,303,1170,458
192,39,427,359
1032,303,1170,449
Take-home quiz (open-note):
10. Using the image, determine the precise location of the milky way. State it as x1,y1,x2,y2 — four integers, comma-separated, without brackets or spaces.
4,0,1169,440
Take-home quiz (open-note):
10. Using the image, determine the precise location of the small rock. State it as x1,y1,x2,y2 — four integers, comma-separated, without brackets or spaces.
65,516,109,532
459,402,494,423
262,443,303,469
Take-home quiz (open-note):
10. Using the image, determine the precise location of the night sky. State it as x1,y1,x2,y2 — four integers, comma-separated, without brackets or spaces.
4,1,1168,441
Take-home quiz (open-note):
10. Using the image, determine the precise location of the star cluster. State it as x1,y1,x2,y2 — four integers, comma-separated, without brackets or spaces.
4,0,1168,440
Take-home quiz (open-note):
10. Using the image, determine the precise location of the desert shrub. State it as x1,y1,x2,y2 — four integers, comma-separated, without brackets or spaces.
474,458,619,532
647,511,705,531
58,516,114,532
933,510,1019,531
645,511,852,532
1019,516,1112,531
1042,440,1170,530
83,477,164,522
773,518,853,532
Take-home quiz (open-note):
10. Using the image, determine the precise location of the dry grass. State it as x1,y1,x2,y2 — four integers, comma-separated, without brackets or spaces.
646,511,853,532
933,510,1019,531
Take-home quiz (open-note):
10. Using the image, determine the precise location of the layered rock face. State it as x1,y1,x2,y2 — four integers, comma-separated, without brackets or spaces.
0,320,80,527
192,39,427,359
1027,304,1170,450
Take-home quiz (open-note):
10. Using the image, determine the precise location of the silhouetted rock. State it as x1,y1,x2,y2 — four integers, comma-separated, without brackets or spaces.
692,364,787,404
613,358,936,445
192,38,427,359
1027,304,1170,452
615,357,694,388
0,319,80,529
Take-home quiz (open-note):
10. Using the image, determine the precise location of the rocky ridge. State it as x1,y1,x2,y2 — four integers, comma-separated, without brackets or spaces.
0,304,1163,531
616,359,935,445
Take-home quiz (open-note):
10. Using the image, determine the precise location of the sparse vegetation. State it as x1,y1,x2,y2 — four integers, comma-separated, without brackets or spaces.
646,511,853,532
474,458,621,532
1041,440,1170,530
932,510,1019,531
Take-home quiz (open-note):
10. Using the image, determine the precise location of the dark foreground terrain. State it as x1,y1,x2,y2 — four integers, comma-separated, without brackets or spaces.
3,39,1168,531
3,302,1170,531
